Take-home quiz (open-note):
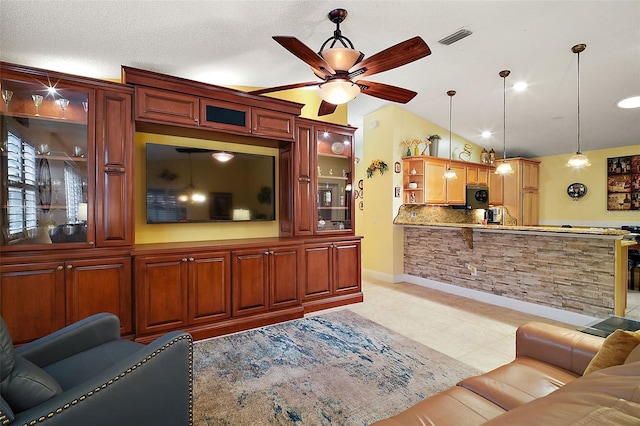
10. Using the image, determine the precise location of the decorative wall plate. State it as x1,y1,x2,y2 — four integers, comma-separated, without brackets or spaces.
567,182,587,200
331,142,345,155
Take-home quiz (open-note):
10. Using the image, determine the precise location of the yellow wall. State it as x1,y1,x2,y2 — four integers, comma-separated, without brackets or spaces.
537,146,640,226
135,132,280,244
362,105,486,280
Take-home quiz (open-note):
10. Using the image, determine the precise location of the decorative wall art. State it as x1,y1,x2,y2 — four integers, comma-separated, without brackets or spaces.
606,155,640,210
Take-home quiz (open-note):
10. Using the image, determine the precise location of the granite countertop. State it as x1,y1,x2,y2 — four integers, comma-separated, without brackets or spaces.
397,221,629,236
392,205,630,237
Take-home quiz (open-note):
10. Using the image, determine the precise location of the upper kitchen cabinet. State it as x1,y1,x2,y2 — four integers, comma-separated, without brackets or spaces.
0,62,133,251
503,158,541,225
404,156,465,205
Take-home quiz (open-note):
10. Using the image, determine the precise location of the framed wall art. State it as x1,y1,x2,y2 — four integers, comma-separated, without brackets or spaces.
606,155,640,210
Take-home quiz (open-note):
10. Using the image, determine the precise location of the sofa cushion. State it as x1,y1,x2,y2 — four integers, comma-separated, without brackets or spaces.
0,316,15,386
457,357,579,411
369,386,506,426
0,355,63,413
583,329,640,375
482,361,640,425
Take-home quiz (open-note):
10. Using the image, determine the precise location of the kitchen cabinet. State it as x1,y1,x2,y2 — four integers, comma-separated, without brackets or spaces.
0,256,132,344
403,158,425,204
503,158,541,225
294,119,356,235
232,245,301,316
135,86,199,127
466,165,490,186
135,251,230,336
422,158,465,205
489,171,504,205
302,239,362,312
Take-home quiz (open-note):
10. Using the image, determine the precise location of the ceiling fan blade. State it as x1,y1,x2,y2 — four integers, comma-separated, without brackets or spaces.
273,36,335,76
357,80,418,103
249,81,320,96
348,36,431,79
318,101,338,116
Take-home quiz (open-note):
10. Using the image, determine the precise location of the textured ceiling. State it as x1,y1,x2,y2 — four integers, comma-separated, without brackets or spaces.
1,1,639,158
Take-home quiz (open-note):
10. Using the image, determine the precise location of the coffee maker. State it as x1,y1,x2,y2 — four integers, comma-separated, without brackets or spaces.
486,207,503,224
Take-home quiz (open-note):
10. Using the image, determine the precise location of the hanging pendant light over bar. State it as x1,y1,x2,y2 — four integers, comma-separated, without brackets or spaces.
495,70,514,175
444,90,458,179
567,43,591,168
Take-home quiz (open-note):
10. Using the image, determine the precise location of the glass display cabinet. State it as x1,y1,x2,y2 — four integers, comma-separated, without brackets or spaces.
315,128,353,233
1,76,91,247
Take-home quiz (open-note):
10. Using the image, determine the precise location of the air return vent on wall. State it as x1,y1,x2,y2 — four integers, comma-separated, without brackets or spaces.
438,29,473,45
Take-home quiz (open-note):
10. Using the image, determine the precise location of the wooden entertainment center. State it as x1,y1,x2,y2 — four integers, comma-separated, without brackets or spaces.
0,62,362,344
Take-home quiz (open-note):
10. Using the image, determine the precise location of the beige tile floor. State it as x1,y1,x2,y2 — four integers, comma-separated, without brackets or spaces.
626,290,640,320
344,277,575,373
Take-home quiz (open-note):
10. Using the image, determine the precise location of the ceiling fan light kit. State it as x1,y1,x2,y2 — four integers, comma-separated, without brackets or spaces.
251,8,431,115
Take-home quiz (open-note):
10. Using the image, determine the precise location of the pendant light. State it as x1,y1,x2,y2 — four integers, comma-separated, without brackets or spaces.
443,90,457,179
567,44,591,168
495,70,514,175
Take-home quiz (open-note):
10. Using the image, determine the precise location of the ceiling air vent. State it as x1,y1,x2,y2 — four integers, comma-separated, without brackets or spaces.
438,29,473,45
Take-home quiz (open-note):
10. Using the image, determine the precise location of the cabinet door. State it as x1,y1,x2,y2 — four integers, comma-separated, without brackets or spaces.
424,162,447,204
65,257,132,334
522,190,539,226
466,167,479,184
315,127,354,233
303,243,333,299
95,89,133,247
232,249,269,316
200,98,251,133
523,162,539,190
489,171,504,205
333,241,361,294
189,252,231,324
135,255,189,335
477,167,490,186
0,262,65,344
294,121,314,235
135,86,199,126
251,108,294,140
270,245,302,309
446,164,467,205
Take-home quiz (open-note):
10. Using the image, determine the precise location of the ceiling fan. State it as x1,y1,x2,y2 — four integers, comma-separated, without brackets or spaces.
250,8,432,116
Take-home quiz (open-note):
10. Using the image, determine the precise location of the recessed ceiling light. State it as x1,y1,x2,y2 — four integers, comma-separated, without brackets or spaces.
513,82,528,92
617,96,640,109
481,131,492,138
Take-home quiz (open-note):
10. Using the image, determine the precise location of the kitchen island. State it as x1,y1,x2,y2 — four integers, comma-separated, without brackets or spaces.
393,205,632,321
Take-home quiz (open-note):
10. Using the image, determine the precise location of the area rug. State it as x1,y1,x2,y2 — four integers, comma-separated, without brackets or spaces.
192,309,481,425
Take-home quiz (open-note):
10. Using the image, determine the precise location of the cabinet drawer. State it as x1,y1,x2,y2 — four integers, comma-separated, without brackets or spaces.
135,87,199,126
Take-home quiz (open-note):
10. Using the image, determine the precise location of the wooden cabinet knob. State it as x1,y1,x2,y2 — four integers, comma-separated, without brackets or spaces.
188,257,194,262
182,258,187,262
66,264,73,269
56,265,64,271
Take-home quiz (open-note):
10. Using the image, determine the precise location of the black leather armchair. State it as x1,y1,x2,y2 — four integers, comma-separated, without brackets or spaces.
0,313,193,426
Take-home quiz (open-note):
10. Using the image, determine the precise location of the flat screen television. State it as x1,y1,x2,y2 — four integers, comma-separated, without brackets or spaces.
145,143,276,224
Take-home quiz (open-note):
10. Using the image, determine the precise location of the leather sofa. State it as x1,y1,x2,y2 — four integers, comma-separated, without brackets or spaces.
372,322,640,425
0,313,193,426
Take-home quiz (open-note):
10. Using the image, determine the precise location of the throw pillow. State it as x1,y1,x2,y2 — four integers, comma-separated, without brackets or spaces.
583,329,640,375
1,355,63,413
624,342,640,364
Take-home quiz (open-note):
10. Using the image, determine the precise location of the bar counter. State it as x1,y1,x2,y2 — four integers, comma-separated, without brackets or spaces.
393,205,634,320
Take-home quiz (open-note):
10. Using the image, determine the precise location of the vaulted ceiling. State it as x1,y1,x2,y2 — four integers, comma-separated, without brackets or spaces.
1,1,638,158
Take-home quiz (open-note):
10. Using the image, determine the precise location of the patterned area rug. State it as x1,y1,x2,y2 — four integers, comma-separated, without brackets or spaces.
193,310,481,425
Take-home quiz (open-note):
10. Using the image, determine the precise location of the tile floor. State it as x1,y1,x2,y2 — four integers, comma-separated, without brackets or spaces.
626,290,640,320
343,277,576,373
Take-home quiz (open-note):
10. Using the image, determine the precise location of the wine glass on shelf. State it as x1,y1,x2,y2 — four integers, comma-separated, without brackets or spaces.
2,89,13,111
52,178,62,204
32,94,44,116
82,101,88,113
58,98,69,119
